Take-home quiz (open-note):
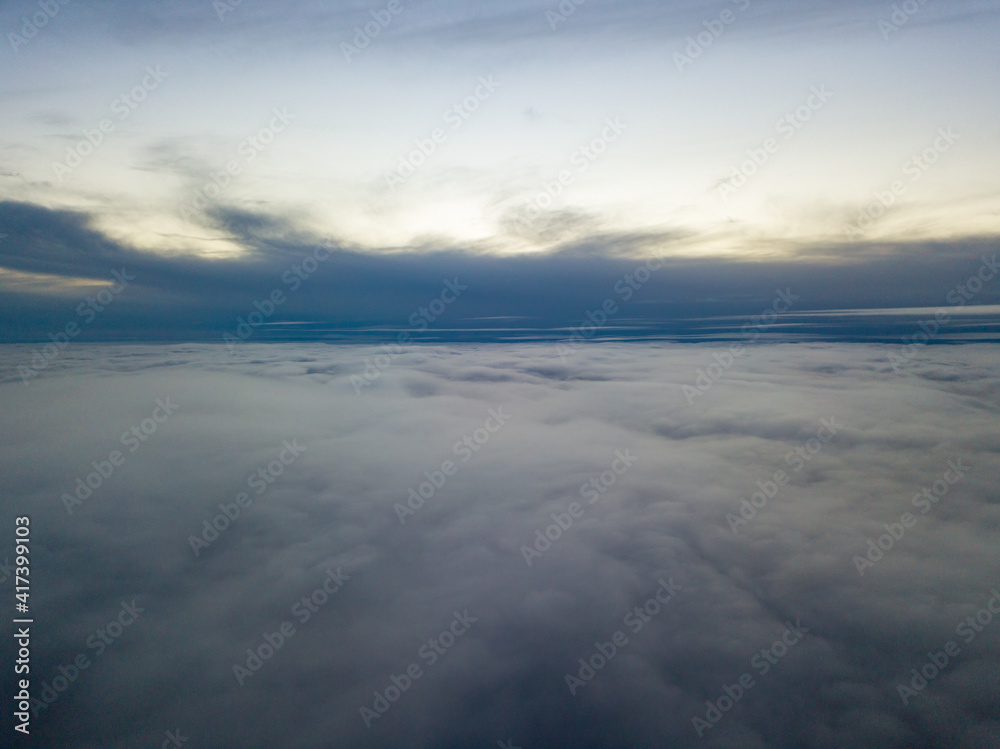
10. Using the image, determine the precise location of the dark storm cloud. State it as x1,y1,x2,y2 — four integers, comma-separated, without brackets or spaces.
1,200,999,344
0,343,997,747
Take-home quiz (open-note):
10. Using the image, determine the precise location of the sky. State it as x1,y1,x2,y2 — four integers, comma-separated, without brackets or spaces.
3,3,1000,746
1,0,1000,344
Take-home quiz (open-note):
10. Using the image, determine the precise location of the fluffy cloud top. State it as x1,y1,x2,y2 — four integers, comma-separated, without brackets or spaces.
1,341,998,747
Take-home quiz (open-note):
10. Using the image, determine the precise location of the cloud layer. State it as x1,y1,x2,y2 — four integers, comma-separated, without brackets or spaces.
1,342,998,747
2,201,1000,345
